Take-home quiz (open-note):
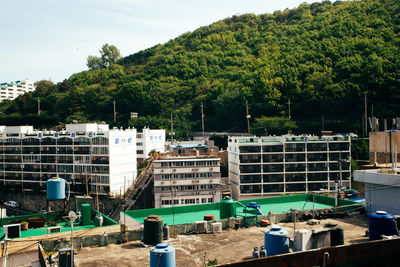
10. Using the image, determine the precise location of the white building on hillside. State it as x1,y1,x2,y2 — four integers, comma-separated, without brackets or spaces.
228,135,351,200
0,124,136,195
0,80,35,101
136,128,165,161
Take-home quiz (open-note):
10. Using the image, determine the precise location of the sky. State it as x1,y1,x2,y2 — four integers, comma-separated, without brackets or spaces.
0,0,324,83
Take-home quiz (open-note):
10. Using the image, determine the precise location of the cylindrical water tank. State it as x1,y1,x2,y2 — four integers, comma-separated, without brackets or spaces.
144,215,163,245
150,243,175,267
369,211,398,240
46,178,66,200
260,246,267,257
252,247,260,259
163,223,170,240
219,197,236,219
265,225,289,256
330,227,344,246
80,203,92,226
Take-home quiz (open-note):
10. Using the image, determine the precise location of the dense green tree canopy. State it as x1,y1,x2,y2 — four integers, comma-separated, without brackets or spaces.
1,0,399,138
87,43,121,70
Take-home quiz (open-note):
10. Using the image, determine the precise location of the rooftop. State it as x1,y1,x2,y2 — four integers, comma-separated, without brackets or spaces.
0,210,118,240
74,214,369,266
125,194,357,227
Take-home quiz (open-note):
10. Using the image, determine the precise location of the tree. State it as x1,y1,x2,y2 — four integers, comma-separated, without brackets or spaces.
87,55,103,70
252,116,298,136
87,43,121,70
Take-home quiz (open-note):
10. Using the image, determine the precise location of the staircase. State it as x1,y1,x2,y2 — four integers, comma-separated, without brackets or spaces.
110,160,154,221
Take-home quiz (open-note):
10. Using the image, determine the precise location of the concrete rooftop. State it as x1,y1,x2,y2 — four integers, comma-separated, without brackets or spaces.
74,214,369,267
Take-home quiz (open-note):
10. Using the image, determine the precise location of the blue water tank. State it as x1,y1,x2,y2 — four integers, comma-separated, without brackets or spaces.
265,225,289,256
369,211,398,240
46,178,66,200
150,243,175,267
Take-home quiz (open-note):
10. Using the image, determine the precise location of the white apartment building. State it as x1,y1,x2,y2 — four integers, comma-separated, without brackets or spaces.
228,135,351,200
136,128,166,161
0,124,136,196
153,155,222,208
0,80,35,101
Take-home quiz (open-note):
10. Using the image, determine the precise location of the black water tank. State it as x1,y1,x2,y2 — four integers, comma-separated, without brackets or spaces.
330,227,344,246
143,215,163,245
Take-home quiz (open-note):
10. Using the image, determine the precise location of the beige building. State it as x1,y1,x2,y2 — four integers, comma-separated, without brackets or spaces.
153,143,222,208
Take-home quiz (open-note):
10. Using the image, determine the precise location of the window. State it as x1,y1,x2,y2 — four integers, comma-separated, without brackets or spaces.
208,198,213,203
239,146,261,153
263,145,283,152
137,150,144,154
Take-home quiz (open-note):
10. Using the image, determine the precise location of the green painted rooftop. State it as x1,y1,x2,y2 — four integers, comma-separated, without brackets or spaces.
125,194,357,226
1,210,118,239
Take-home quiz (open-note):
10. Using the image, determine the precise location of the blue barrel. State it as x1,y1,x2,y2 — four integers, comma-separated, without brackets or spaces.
369,211,398,240
46,178,66,200
265,225,289,256
150,243,175,267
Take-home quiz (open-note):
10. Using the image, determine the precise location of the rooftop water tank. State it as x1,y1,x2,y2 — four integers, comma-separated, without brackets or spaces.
369,211,398,240
150,243,175,267
219,197,236,219
80,203,92,226
46,178,66,200
144,215,163,245
265,225,289,256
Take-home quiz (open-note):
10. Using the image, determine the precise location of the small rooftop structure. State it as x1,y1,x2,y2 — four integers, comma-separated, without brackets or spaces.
65,123,109,133
354,168,400,214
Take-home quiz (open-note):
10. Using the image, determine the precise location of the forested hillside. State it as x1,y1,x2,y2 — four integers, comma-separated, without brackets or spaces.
2,0,399,137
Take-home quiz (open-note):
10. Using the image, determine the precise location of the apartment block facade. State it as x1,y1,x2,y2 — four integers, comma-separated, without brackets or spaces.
228,135,351,200
0,80,35,101
0,124,136,196
153,155,221,208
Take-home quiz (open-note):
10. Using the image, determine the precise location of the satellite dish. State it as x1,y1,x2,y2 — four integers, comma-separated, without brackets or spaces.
68,211,77,222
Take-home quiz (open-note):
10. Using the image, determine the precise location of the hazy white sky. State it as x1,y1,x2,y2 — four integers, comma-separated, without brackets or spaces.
0,0,324,83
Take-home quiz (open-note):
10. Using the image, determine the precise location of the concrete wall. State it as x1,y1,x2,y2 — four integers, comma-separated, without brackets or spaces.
365,183,400,215
354,170,400,215
221,238,400,267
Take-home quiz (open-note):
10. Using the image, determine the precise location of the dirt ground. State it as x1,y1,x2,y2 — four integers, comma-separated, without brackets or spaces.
74,214,369,267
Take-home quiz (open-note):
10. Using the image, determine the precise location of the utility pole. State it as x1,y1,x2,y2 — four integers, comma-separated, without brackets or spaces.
246,100,251,136
95,174,99,211
113,99,116,123
37,97,40,115
364,92,367,137
322,115,324,132
287,99,291,120
170,113,174,144
201,102,205,140
371,104,374,118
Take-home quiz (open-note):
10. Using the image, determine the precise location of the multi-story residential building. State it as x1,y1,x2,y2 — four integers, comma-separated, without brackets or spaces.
228,135,351,200
0,80,35,101
136,128,165,161
153,145,221,208
0,124,136,196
